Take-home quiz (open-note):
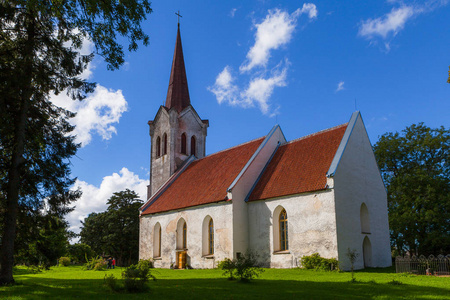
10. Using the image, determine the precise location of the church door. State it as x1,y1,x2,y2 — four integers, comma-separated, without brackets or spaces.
177,251,186,269
363,236,372,268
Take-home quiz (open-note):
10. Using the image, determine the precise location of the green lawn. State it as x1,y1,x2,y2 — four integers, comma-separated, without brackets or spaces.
1,265,449,299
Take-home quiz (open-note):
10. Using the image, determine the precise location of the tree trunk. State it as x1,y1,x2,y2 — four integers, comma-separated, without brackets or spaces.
0,14,35,285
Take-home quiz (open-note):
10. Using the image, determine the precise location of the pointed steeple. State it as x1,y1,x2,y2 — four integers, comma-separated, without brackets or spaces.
165,24,190,112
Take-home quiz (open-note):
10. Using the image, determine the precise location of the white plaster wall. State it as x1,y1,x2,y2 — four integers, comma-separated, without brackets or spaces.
248,190,338,268
333,115,391,270
230,126,285,258
139,202,233,268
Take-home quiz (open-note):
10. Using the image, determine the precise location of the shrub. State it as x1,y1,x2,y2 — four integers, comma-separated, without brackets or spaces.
104,274,119,291
59,257,71,267
218,252,264,282
137,258,154,270
300,253,339,271
217,258,235,280
122,262,156,292
84,256,107,271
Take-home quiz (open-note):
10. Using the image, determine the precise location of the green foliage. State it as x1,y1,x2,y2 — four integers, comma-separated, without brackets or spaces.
373,123,450,255
104,274,119,292
84,256,107,271
121,262,156,292
59,257,71,267
80,190,143,266
300,253,339,271
0,0,151,284
346,248,359,282
218,253,264,282
217,258,235,280
137,259,154,270
67,243,95,264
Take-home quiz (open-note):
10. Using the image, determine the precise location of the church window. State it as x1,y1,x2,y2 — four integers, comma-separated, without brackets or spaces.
162,133,167,155
279,209,288,251
153,223,161,258
181,133,187,154
183,222,187,249
208,219,214,255
360,203,371,234
156,136,161,157
191,136,196,156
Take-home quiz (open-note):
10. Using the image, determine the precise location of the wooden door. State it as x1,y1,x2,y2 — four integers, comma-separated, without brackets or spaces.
178,251,186,269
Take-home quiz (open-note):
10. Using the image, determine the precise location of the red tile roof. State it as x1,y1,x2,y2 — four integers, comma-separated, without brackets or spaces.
248,124,347,201
141,137,264,215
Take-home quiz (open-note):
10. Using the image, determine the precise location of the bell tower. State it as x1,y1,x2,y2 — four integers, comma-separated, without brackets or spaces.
147,24,209,199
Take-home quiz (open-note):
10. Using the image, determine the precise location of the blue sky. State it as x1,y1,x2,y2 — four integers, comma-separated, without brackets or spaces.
54,0,450,235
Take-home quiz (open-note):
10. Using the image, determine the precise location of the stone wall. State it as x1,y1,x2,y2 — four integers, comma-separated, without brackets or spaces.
248,189,338,268
139,202,233,269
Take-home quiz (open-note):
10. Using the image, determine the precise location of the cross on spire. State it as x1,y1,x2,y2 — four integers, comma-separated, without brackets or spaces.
175,11,182,25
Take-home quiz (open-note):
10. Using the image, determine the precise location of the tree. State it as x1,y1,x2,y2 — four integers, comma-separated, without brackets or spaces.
80,189,143,266
373,123,450,256
0,1,151,284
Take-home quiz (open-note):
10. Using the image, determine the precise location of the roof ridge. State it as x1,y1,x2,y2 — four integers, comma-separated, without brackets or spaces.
194,136,265,162
285,123,348,145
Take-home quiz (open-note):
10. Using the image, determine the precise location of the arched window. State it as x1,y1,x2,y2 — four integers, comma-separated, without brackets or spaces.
279,209,288,251
176,218,187,250
156,136,161,157
153,223,161,258
183,222,187,249
360,203,371,234
191,136,196,156
208,219,214,255
202,216,214,256
181,133,187,154
162,133,167,155
273,206,288,252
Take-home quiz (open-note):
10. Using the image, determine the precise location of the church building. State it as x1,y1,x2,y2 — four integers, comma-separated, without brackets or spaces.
139,24,392,270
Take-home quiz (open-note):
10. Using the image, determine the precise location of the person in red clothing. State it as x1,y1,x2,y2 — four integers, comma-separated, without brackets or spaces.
112,258,116,269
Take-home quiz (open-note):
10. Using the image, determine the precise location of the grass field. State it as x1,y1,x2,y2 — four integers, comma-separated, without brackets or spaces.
1,265,449,299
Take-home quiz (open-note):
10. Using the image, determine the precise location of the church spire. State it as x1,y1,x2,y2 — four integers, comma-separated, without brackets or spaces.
165,23,190,112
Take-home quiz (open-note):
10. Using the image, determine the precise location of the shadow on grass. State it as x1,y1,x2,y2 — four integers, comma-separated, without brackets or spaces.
1,276,449,299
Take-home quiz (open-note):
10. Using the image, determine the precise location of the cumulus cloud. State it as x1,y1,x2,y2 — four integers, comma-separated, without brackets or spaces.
336,81,345,92
51,86,128,146
209,4,317,116
240,4,317,72
358,1,448,50
66,168,148,235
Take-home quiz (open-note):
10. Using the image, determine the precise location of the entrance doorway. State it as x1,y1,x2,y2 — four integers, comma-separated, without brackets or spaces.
177,251,186,269
363,236,372,268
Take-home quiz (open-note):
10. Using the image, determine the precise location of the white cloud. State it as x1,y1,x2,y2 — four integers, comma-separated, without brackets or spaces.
209,4,316,115
240,5,316,72
51,85,128,146
230,8,237,18
66,168,148,235
358,6,415,39
358,1,448,49
336,81,345,92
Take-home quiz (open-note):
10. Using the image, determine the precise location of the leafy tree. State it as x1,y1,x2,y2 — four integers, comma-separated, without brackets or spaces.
0,1,151,284
373,123,450,256
80,189,143,266
67,243,95,264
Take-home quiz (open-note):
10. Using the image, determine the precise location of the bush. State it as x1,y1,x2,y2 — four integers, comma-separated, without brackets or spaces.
300,253,339,271
104,274,119,291
84,256,107,271
122,262,156,292
217,258,235,280
59,257,71,267
137,258,154,270
218,252,264,282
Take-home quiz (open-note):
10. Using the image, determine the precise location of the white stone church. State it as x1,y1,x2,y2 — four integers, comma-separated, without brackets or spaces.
139,25,392,270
